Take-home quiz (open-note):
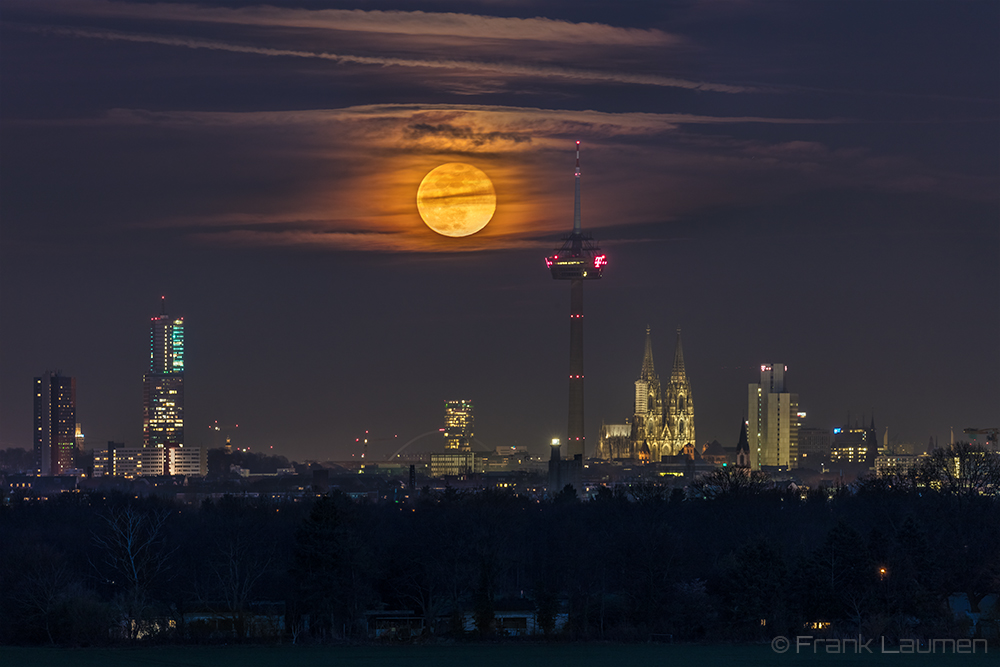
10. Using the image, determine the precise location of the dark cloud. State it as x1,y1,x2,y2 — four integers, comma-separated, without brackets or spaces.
406,122,532,146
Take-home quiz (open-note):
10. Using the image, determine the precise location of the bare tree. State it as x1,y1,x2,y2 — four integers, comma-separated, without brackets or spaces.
5,545,74,644
389,519,452,637
689,467,771,499
915,444,1000,499
193,501,277,639
92,505,174,639
627,481,669,504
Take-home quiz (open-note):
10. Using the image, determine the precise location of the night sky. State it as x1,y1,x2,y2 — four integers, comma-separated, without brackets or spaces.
2,1,997,463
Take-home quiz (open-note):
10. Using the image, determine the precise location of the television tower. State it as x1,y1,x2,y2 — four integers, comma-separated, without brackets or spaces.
545,141,606,465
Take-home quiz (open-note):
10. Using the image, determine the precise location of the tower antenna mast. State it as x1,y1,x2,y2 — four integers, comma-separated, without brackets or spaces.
544,141,607,490
573,140,582,234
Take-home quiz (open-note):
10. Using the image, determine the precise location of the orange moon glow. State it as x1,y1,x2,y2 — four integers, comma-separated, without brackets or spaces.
416,163,496,237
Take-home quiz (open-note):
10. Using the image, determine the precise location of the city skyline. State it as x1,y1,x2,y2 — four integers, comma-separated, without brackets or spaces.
1,1,997,462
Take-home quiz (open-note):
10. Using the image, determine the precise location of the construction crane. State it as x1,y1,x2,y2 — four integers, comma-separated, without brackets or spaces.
354,430,397,460
209,421,240,451
386,429,445,461
963,427,998,448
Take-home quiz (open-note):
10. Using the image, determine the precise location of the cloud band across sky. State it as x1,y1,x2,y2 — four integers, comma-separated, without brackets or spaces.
5,102,976,255
12,0,679,46
25,25,756,93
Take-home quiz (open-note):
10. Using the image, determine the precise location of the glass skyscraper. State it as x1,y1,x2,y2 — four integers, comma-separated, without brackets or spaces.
443,400,474,452
144,309,184,449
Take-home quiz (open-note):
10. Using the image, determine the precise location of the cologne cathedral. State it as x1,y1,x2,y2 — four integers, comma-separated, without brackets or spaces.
596,327,695,462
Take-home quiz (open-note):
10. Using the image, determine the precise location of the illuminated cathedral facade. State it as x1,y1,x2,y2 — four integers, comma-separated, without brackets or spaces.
596,327,695,462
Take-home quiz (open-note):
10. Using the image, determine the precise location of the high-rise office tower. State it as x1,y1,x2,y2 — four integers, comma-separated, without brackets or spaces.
443,400,474,451
830,416,878,466
747,364,800,469
798,426,832,468
34,372,76,476
144,300,184,450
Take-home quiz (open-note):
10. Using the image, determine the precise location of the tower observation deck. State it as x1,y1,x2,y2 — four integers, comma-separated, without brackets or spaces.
545,141,606,465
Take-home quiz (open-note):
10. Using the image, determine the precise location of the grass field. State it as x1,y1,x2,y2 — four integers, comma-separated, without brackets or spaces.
1,642,993,667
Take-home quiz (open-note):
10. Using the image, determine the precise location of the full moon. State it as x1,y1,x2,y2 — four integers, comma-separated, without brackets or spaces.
416,163,496,237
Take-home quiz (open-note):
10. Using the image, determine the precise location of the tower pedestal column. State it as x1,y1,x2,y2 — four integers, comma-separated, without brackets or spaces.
568,278,585,460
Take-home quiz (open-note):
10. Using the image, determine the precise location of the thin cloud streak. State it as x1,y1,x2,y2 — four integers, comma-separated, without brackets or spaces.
27,25,760,93
14,0,680,46
187,228,553,254
15,104,843,132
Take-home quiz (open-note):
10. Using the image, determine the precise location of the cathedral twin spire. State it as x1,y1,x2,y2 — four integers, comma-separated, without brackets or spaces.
635,326,695,459
641,326,687,380
597,326,696,462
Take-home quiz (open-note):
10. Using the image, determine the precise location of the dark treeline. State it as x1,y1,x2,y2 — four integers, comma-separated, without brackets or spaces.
1,464,998,646
0,447,34,473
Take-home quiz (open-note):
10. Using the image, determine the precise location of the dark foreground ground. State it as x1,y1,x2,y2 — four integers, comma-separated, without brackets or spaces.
0,643,993,667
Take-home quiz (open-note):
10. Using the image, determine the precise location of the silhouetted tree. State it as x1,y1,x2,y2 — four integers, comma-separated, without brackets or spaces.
195,497,278,639
553,484,578,503
290,495,343,638
0,447,34,473
689,467,771,499
291,493,380,639
716,538,788,639
91,504,175,639
915,444,1000,500
794,521,877,632
2,543,74,644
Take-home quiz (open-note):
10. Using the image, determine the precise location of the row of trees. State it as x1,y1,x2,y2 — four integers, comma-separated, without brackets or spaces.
1,448,998,645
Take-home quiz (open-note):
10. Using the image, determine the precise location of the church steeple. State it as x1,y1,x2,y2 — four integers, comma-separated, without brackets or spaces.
640,325,656,380
736,420,751,468
864,413,878,467
670,328,686,383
